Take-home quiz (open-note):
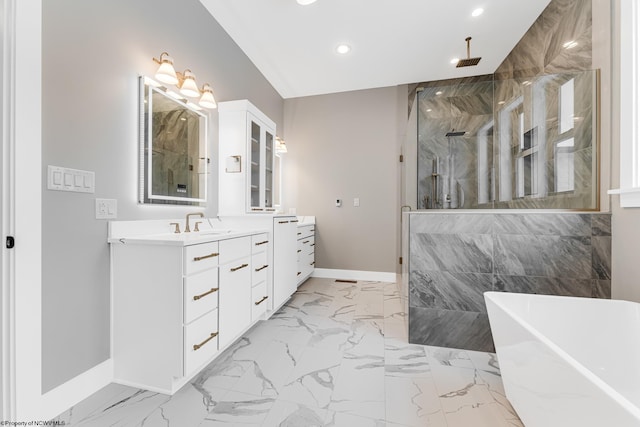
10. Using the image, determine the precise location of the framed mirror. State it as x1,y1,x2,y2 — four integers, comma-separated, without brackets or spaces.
139,76,208,205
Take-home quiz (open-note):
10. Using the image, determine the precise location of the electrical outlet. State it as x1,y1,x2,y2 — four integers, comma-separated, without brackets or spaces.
95,198,117,219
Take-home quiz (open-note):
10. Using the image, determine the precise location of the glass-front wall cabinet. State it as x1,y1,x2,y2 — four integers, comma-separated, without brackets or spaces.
247,115,275,212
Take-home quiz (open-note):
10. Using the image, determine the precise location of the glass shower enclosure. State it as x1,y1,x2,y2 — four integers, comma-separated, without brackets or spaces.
414,70,599,210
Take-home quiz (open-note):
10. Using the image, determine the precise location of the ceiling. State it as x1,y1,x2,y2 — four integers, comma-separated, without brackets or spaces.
199,0,552,99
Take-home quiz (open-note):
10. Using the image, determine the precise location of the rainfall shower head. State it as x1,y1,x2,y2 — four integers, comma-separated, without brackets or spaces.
445,130,466,137
456,37,481,68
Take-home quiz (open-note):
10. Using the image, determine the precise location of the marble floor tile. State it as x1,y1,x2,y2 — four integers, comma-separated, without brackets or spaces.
69,388,170,427
261,400,328,427
137,384,227,427
329,353,386,420
324,410,387,427
278,346,342,409
199,390,275,426
55,277,521,427
384,375,446,427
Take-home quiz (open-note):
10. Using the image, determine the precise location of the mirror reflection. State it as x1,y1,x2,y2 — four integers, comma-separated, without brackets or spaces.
139,76,208,205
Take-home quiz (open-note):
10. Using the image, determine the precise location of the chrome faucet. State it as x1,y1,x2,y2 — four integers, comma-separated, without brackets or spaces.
185,212,204,232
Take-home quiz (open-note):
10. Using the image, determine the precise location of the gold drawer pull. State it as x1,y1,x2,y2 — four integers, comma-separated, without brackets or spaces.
311,262,315,266
278,220,290,224
230,263,249,272
193,332,218,351
297,249,302,253
193,252,219,262
251,208,264,211
254,296,268,305
255,264,269,272
311,229,315,232
193,287,218,301
291,219,299,223
297,232,302,235
311,243,315,247
302,240,310,244
255,240,269,246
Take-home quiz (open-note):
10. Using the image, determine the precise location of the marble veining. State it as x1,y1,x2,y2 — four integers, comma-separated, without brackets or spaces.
408,212,611,352
54,278,520,427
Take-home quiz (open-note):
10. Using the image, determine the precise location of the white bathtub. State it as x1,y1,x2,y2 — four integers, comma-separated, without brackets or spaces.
485,291,640,427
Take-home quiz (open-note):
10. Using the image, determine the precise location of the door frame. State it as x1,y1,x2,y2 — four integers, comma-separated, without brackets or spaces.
2,0,43,420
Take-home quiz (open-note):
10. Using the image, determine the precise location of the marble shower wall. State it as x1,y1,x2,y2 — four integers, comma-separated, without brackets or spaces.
417,76,494,209
411,0,596,210
407,212,611,352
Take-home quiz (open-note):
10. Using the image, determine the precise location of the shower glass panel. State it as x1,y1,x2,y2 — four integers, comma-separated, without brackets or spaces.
417,78,494,209
416,70,598,210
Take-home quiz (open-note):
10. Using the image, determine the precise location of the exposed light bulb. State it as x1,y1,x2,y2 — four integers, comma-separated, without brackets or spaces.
336,44,351,54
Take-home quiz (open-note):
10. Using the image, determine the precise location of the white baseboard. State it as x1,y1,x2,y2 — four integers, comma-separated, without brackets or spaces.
312,268,396,283
40,359,113,420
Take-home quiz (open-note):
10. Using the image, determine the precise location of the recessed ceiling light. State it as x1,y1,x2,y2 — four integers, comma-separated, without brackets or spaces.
563,40,578,49
472,8,484,17
523,81,531,86
498,101,506,105
336,44,351,54
426,109,433,112
297,0,317,5
436,91,443,96
450,58,459,64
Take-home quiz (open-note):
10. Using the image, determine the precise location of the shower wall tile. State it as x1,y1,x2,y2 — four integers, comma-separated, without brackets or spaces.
591,236,612,280
493,213,591,236
408,307,494,352
494,275,592,298
410,271,492,313
410,234,493,274
593,280,612,299
407,212,611,353
410,214,493,235
592,214,611,236
493,234,592,279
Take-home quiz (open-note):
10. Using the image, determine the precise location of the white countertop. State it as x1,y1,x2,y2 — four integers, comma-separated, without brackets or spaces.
108,228,269,247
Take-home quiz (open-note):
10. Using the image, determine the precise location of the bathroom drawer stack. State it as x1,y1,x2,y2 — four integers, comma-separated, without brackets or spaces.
251,233,270,320
296,224,315,286
183,241,220,376
111,230,269,395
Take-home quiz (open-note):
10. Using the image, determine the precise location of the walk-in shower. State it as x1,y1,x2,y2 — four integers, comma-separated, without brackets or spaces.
414,70,598,210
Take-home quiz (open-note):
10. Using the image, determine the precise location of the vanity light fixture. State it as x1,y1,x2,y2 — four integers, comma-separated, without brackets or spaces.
153,52,179,85
297,0,317,5
198,83,217,109
178,70,201,98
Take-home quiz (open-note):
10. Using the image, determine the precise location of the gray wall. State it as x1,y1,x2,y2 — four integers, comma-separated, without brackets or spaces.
283,87,400,273
42,0,283,392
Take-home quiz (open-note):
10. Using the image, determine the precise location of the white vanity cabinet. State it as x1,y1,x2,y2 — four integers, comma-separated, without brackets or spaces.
273,217,298,309
218,100,277,215
251,233,270,320
297,224,316,286
111,229,268,395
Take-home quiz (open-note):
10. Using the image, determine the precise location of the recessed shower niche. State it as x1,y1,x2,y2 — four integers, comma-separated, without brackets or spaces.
416,70,599,210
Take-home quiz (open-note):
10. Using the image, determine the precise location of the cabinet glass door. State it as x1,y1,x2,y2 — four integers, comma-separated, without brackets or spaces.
265,131,274,208
250,121,261,208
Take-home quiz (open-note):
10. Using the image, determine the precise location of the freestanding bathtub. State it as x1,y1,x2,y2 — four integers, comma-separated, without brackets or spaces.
485,291,640,427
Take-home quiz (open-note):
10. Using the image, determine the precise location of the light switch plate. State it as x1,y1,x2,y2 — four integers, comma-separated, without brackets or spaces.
96,198,117,219
48,165,95,193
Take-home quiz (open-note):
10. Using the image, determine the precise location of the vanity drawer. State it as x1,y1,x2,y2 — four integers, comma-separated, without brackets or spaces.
251,281,269,321
298,225,315,239
184,268,219,324
184,241,219,275
252,251,268,287
219,237,251,265
251,233,269,253
184,308,218,375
